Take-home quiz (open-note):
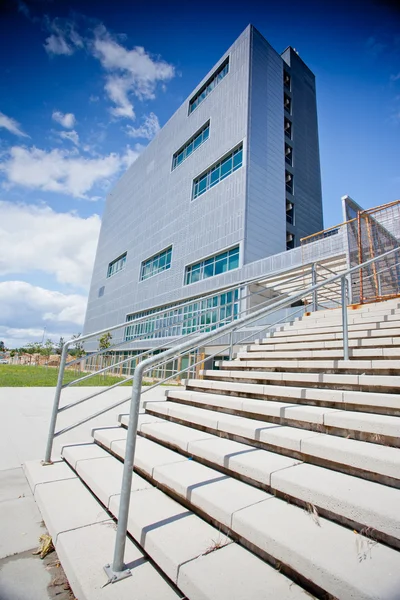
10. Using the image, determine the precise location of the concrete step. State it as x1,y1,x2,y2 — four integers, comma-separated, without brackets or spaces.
167,387,400,441
168,387,400,446
248,336,400,351
134,405,400,488
279,311,400,332
94,421,400,549
267,322,400,341
62,442,313,599
24,459,181,600
205,367,400,394
227,358,400,373
236,347,400,360
93,425,400,600
194,373,400,414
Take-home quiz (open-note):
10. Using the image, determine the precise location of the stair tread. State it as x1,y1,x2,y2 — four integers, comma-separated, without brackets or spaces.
91,428,400,600
167,389,400,439
140,402,400,481
64,444,311,598
99,419,400,543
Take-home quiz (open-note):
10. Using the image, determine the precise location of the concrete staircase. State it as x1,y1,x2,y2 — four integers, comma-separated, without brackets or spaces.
28,298,400,599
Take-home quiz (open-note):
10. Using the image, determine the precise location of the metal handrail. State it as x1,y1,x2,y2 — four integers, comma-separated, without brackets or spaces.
104,244,400,580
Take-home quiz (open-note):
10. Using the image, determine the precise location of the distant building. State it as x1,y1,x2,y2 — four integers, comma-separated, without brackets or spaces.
83,25,323,346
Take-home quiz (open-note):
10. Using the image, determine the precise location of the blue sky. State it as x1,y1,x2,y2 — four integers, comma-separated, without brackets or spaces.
0,0,399,347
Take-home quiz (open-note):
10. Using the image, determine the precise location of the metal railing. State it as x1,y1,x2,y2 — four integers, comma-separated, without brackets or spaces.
43,258,344,464
44,245,400,583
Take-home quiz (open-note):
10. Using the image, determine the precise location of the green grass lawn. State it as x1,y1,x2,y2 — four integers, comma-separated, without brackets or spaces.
0,364,133,387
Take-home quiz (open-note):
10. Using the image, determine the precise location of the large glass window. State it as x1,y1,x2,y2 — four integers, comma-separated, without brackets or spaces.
140,247,172,281
192,145,243,200
172,122,210,170
185,246,239,285
107,253,127,278
125,288,239,340
189,58,229,114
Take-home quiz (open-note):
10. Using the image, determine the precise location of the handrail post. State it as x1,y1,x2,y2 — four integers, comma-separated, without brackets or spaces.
44,342,70,464
311,263,318,312
341,276,349,360
229,330,234,360
104,364,145,583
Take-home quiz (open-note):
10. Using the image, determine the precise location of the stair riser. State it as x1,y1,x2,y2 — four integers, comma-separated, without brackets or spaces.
169,395,400,448
141,411,400,489
110,432,400,552
249,338,400,351
206,374,400,395
202,376,400,408
237,350,400,360
218,363,400,375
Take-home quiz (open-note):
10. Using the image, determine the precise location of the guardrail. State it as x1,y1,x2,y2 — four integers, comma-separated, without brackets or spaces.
103,245,400,582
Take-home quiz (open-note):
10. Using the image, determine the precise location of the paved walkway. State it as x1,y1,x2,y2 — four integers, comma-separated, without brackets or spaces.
0,386,170,599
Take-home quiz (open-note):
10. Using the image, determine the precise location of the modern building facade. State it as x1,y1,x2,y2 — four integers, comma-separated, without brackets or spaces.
83,25,324,344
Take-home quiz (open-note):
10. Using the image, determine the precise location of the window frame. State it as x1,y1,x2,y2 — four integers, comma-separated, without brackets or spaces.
188,58,229,115
184,246,240,286
140,246,173,282
192,144,243,201
107,252,127,278
171,121,210,171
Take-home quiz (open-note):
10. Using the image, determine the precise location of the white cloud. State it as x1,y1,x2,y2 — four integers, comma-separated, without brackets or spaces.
59,130,80,146
44,19,83,56
391,73,400,82
44,33,74,56
92,26,175,119
126,112,160,140
0,111,29,137
0,144,142,199
52,110,76,129
0,201,100,289
0,281,87,347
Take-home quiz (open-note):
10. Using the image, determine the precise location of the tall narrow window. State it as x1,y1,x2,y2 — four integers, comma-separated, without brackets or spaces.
284,70,291,91
140,247,172,281
284,93,292,114
192,144,243,200
286,201,294,225
284,117,292,140
286,171,294,195
285,143,293,166
107,253,127,278
189,58,229,114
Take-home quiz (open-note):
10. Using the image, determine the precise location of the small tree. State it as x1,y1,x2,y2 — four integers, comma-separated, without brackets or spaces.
0,340,5,352
41,339,54,367
56,337,64,355
99,332,113,374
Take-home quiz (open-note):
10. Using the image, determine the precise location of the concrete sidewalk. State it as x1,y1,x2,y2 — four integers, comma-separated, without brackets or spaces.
0,386,171,600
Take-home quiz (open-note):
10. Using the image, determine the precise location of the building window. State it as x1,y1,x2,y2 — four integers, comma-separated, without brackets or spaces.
107,253,127,278
172,122,210,170
98,286,105,298
284,117,292,139
140,246,172,281
286,201,294,225
286,171,293,195
192,144,243,200
185,246,239,285
284,70,291,91
287,232,295,250
284,93,292,114
285,143,293,166
125,288,239,340
189,58,229,114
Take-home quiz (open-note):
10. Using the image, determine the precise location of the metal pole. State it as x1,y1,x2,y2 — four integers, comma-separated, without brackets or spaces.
229,330,234,360
341,277,349,361
44,342,69,464
311,263,318,312
104,363,145,582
